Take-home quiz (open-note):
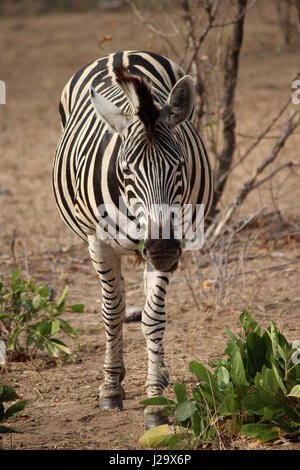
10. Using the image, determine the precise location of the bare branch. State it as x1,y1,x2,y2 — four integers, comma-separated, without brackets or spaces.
126,0,180,38
185,0,221,75
217,89,295,190
210,0,256,28
181,0,207,123
251,161,300,192
209,0,248,217
206,110,300,243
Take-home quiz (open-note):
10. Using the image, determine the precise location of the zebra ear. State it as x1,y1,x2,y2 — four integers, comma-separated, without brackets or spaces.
90,86,132,135
160,75,195,128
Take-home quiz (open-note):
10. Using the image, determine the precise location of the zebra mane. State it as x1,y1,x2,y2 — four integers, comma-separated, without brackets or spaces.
114,66,159,145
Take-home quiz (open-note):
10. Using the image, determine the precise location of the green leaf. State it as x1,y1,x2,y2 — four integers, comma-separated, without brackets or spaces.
138,239,144,251
246,333,266,372
168,434,180,450
58,319,79,336
45,339,57,357
0,385,19,403
189,361,210,382
192,410,201,436
5,400,27,420
21,300,33,313
174,384,187,403
280,402,300,425
0,424,22,434
241,423,279,443
288,385,300,398
26,334,34,348
57,285,68,309
140,397,175,406
175,400,196,422
193,383,213,404
218,392,241,415
39,285,50,298
189,361,218,389
11,270,21,286
0,313,11,320
139,424,177,448
263,407,273,421
241,393,266,415
47,338,72,356
261,366,280,394
224,327,240,346
230,350,249,388
70,304,84,312
32,294,42,310
224,327,244,358
217,365,230,389
272,362,286,393
0,403,4,421
51,319,60,336
268,321,286,362
37,319,51,337
240,310,260,336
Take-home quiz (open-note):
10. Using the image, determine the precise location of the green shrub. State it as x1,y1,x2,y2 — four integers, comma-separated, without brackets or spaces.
0,270,83,360
0,384,27,435
140,311,300,449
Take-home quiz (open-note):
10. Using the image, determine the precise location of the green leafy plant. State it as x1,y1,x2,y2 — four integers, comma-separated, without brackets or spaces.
0,384,27,435
0,270,83,359
140,311,300,449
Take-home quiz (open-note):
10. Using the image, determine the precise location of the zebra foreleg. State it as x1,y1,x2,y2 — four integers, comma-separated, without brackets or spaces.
142,263,170,429
87,235,126,411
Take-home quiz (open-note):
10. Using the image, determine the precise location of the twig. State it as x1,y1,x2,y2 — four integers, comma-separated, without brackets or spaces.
126,0,180,38
11,229,17,262
207,110,300,243
251,161,300,191
216,87,297,191
181,255,201,310
185,0,221,75
210,0,257,28
181,0,207,124
236,258,300,276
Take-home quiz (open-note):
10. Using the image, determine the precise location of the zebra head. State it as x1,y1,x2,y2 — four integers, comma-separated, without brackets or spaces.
90,67,196,273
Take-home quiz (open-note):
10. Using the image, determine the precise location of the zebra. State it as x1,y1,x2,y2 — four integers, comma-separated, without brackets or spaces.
53,50,213,429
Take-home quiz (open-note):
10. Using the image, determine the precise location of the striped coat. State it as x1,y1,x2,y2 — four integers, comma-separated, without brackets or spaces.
53,51,213,428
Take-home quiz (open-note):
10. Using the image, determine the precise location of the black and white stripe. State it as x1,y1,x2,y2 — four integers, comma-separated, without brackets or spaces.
53,51,213,423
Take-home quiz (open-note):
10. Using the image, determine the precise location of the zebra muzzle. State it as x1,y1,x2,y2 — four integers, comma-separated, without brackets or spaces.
142,239,181,273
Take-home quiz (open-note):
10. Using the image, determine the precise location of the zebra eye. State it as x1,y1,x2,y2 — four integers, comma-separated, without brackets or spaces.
121,161,131,175
177,159,184,170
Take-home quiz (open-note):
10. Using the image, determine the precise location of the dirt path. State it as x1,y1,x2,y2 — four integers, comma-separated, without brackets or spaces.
0,5,300,450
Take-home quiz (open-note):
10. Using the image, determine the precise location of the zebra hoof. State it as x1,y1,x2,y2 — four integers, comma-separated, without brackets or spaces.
99,384,126,411
144,405,169,430
99,395,123,411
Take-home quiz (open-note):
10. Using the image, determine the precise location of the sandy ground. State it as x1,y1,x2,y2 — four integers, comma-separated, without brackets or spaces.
0,3,300,450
